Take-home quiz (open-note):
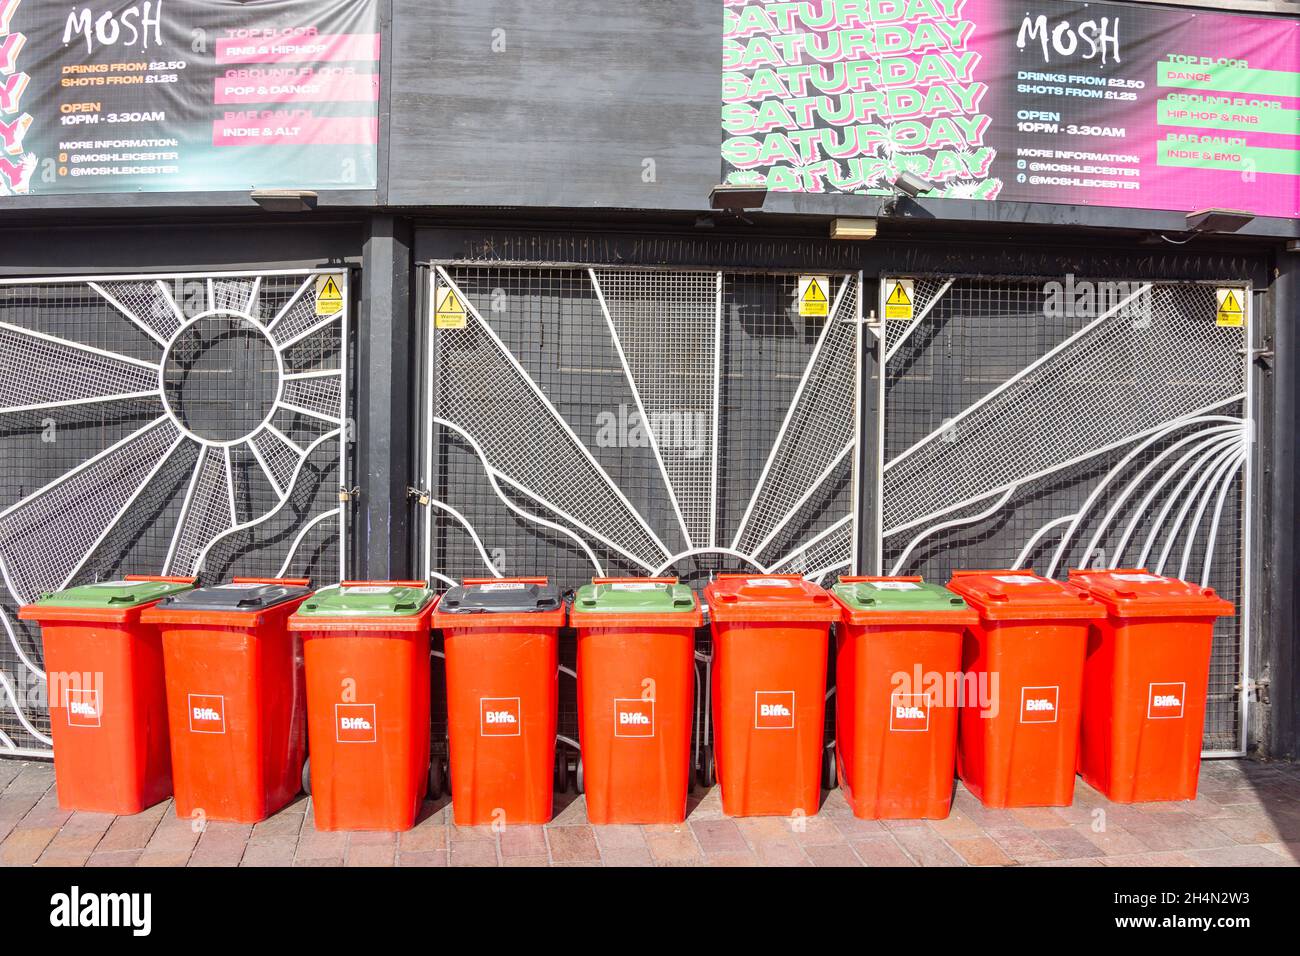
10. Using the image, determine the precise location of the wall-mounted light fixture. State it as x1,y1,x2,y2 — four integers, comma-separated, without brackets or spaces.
250,189,318,213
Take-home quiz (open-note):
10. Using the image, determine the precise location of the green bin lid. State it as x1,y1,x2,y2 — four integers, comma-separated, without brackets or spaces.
34,578,195,610
831,578,969,612
573,580,697,614
296,583,433,618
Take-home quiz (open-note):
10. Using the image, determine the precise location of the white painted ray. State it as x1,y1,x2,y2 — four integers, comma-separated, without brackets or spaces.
738,277,857,554
164,445,237,576
0,320,160,414
883,285,1246,536
276,507,341,578
434,417,609,575
888,486,1017,576
58,431,188,589
88,279,182,347
1113,432,1240,567
436,266,671,566
0,417,180,604
1201,460,1245,586
277,399,341,425
1178,452,1245,581
191,429,342,574
247,431,287,498
266,422,304,456
770,513,854,573
266,276,314,331
884,396,1247,539
245,276,262,317
279,373,342,423
1134,436,1241,570
883,277,953,363
751,443,853,562
429,497,502,577
0,670,51,745
1153,443,1244,575
0,601,44,679
1043,416,1245,577
1068,420,1244,573
588,267,694,549
1013,516,1076,570
651,548,769,577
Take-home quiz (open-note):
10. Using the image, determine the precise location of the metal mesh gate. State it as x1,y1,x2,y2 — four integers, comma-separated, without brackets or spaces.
0,271,351,757
878,277,1252,755
421,265,863,590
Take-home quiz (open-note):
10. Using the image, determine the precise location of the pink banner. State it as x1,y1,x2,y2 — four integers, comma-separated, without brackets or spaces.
216,33,381,65
214,71,379,105
213,115,379,147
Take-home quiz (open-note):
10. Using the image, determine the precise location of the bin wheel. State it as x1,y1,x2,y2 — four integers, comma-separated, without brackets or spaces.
698,744,716,789
574,758,584,795
823,746,838,791
428,760,442,800
301,758,311,796
554,751,569,794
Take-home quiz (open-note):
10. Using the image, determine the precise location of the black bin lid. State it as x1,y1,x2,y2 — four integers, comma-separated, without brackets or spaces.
155,581,313,612
438,580,562,614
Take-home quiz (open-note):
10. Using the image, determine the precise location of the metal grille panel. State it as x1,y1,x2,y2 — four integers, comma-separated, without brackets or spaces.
881,277,1251,754
0,270,350,756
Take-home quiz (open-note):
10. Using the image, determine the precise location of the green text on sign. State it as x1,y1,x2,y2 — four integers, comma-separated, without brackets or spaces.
1157,61,1300,99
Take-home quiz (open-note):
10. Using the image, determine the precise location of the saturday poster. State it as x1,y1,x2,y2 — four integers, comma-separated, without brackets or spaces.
723,0,1300,218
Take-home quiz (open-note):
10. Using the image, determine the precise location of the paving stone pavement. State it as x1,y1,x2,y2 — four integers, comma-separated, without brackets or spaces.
1,757,1297,867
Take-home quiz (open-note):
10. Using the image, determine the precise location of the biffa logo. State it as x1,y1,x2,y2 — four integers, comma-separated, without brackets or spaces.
188,694,225,734
754,690,795,730
480,697,521,736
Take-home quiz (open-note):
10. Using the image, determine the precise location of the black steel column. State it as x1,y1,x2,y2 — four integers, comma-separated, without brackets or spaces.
858,276,881,575
1267,251,1298,759
356,214,414,580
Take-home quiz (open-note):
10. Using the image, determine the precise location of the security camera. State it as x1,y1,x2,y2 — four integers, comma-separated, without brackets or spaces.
892,170,935,199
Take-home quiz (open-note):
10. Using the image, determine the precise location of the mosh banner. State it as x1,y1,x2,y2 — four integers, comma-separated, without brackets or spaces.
722,0,1300,219
0,0,379,197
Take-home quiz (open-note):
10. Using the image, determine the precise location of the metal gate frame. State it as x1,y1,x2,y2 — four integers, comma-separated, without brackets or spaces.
0,268,352,759
416,261,866,585
873,275,1255,757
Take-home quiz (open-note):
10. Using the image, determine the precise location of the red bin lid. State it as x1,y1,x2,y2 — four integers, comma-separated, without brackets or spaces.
703,574,838,623
1067,568,1235,619
946,569,1105,622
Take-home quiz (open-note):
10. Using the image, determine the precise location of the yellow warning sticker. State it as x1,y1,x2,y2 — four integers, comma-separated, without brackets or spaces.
314,274,344,317
1216,288,1245,328
798,275,830,317
434,285,467,329
883,279,914,321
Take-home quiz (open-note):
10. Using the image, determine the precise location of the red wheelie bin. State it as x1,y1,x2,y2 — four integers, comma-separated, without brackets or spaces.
290,581,438,831
1069,568,1234,803
946,570,1104,809
570,577,701,824
704,574,838,817
433,578,565,826
829,576,977,819
143,578,313,824
19,576,195,814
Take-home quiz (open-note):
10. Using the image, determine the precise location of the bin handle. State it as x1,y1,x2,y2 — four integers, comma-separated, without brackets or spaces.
341,580,428,588
124,575,197,585
592,576,679,585
950,568,1035,578
463,577,547,585
714,573,802,581
1066,567,1153,578
839,575,923,584
231,577,311,587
